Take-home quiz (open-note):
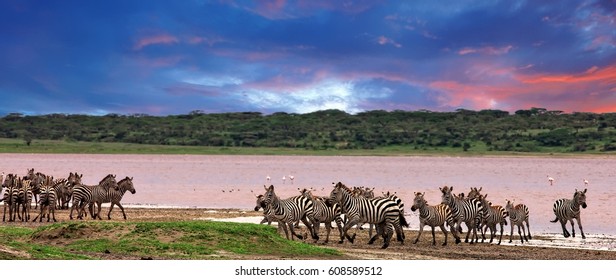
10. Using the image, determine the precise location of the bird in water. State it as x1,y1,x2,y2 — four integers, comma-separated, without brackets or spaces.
547,175,555,186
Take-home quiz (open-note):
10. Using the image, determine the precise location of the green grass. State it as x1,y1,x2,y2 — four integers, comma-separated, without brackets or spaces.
0,221,340,260
1,138,615,156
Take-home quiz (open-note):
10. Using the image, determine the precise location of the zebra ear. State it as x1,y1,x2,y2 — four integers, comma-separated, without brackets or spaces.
422,192,425,196
583,188,587,193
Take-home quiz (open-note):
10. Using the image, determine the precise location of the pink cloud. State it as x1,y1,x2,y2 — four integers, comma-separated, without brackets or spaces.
133,34,179,50
458,45,513,56
428,63,616,112
377,36,402,48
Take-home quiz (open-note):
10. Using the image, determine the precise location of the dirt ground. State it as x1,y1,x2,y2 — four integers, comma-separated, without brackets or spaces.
95,207,616,260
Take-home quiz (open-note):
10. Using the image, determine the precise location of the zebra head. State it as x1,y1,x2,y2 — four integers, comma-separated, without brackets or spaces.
410,192,426,212
254,194,265,211
574,188,587,209
260,185,276,209
467,187,482,199
118,177,136,194
326,182,346,207
505,199,515,212
68,172,83,186
440,185,454,205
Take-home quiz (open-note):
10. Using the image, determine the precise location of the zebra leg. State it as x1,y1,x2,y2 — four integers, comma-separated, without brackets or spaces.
279,221,290,240
335,217,344,244
525,220,532,240
517,225,524,243
323,221,331,243
341,220,358,244
439,225,448,246
559,219,570,237
431,226,437,246
288,222,304,240
497,223,504,245
509,223,514,243
381,222,392,249
368,224,381,245
576,217,585,239
108,203,115,219
521,223,528,242
413,223,424,244
569,219,576,238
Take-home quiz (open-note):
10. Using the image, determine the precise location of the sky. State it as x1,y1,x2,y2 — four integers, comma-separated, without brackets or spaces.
1,0,615,116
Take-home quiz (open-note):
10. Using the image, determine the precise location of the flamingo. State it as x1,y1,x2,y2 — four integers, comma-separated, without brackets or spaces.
547,175,554,186
583,179,589,186
266,175,271,184
282,175,286,184
289,175,294,184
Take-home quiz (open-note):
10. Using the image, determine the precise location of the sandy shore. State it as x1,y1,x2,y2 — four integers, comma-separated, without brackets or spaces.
56,206,614,260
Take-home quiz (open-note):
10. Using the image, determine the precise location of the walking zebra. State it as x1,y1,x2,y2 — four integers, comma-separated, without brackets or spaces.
15,178,33,222
505,200,531,243
69,174,118,220
259,185,318,241
299,188,344,243
326,182,407,249
410,192,460,246
477,194,508,245
550,188,587,239
90,176,136,220
440,186,483,244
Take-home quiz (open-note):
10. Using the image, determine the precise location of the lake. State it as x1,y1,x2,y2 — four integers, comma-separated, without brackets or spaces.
1,153,614,236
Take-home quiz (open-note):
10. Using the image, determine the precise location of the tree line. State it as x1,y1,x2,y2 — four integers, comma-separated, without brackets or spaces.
2,107,616,153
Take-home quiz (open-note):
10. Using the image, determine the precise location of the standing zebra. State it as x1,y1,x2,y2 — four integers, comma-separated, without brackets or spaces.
440,186,483,244
551,188,587,239
326,182,407,249
33,183,57,222
505,200,531,243
259,185,319,241
477,194,508,245
69,174,118,220
298,188,344,243
410,192,460,246
2,174,18,222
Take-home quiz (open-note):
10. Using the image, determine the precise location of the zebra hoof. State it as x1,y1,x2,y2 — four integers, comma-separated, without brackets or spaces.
441,242,447,246
338,240,344,244
455,238,461,244
381,243,389,249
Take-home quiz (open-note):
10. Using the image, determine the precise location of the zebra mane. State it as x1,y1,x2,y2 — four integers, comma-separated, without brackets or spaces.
335,182,353,194
117,176,132,186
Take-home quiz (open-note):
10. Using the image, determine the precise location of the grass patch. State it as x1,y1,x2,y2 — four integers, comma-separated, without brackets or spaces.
0,221,340,260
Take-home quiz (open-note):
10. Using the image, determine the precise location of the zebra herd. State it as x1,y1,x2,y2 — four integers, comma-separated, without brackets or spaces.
254,182,589,249
1,169,136,223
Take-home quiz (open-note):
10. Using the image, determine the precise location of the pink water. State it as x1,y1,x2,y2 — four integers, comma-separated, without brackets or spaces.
2,153,614,235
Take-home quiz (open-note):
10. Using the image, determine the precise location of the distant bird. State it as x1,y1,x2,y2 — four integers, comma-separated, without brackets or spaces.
547,175,555,186
282,175,286,184
266,175,271,183
583,179,589,186
289,175,294,184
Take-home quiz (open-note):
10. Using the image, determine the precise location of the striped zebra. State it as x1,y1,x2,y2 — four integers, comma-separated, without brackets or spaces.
69,174,118,220
550,188,587,239
254,193,275,225
477,194,508,245
91,176,136,220
15,178,33,222
440,185,484,244
410,192,460,246
259,185,318,241
505,200,531,243
299,188,344,243
25,169,45,209
326,182,407,249
2,174,18,222
32,183,57,222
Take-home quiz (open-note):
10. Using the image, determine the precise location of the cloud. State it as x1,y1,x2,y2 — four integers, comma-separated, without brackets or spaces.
133,34,179,50
376,36,402,48
458,45,513,56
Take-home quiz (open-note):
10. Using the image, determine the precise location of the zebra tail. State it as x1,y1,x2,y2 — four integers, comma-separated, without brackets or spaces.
399,212,409,228
550,217,559,223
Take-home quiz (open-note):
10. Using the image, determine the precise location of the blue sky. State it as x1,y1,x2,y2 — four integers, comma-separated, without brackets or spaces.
1,0,615,116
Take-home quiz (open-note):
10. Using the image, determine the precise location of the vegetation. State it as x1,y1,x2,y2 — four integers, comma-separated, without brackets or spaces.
2,107,616,154
0,221,340,260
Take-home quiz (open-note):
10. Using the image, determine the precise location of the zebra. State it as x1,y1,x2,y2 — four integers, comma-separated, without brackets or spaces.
259,184,319,241
24,169,44,209
477,194,508,245
298,188,344,243
326,182,407,249
410,192,460,246
550,188,587,239
2,174,18,222
32,183,57,222
440,185,483,244
69,174,118,220
505,199,531,243
91,176,136,220
14,178,33,222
